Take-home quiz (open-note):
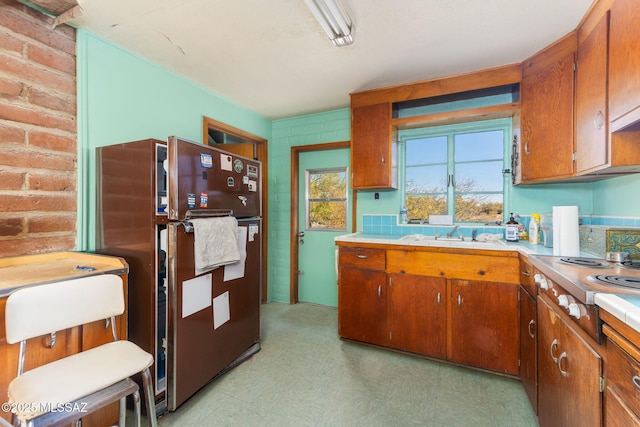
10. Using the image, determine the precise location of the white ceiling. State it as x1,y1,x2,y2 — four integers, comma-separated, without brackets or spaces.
70,0,594,120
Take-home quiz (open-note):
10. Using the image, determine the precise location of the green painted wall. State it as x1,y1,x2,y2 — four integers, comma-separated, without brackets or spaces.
76,31,271,251
591,174,640,216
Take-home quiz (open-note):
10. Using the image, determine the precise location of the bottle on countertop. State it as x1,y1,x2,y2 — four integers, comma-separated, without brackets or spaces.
505,212,519,242
515,214,528,241
400,205,408,224
529,213,540,244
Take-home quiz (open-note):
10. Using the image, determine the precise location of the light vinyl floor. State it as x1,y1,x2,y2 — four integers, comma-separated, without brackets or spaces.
151,302,539,426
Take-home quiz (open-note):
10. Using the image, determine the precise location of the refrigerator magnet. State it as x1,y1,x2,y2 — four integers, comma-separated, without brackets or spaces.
200,153,213,168
220,154,233,171
199,192,208,208
187,193,196,209
234,159,244,173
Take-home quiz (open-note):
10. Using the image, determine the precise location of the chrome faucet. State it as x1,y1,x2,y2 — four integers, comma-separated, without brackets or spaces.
446,225,459,238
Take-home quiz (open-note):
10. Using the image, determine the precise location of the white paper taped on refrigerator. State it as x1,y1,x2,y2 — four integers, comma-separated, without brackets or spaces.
182,273,212,318
213,291,230,329
224,226,247,281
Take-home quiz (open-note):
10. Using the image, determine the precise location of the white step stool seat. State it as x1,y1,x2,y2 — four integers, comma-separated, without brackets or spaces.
8,340,153,420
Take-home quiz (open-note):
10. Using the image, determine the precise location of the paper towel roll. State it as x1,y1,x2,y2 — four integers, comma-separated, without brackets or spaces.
552,206,580,256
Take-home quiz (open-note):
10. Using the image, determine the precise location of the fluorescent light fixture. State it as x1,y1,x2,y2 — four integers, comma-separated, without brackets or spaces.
303,0,354,46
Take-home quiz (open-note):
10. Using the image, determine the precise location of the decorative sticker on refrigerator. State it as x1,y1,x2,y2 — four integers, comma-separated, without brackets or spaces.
200,153,213,168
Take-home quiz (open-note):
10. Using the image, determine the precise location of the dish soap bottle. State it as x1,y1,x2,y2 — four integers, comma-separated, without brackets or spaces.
400,205,408,224
506,213,519,242
529,213,540,244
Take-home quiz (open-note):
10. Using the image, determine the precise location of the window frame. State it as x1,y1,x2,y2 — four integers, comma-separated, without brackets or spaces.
305,166,349,231
398,119,512,225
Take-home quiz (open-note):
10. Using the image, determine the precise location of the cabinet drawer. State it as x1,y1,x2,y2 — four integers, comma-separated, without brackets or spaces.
338,247,385,270
606,338,640,418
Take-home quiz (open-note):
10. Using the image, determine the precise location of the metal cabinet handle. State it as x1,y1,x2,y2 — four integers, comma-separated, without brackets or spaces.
524,140,530,155
528,319,535,338
381,156,385,165
550,338,559,363
457,294,462,308
593,110,605,130
378,285,381,298
558,351,568,378
356,254,368,259
522,271,530,277
437,292,441,306
633,376,640,391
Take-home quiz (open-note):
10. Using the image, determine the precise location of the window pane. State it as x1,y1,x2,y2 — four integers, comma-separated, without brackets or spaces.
455,161,504,192
455,193,503,223
306,168,347,231
406,165,448,193
309,171,346,199
406,136,448,165
309,201,346,229
455,130,503,161
406,194,447,220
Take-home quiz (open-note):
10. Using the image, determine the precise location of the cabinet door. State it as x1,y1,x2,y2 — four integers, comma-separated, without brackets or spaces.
605,387,640,427
449,280,519,374
609,0,640,128
520,40,575,182
388,273,447,358
575,12,609,174
537,295,602,427
519,287,538,413
338,267,387,346
351,103,396,189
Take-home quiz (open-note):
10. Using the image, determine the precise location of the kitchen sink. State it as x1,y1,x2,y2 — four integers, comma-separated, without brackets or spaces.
400,234,466,242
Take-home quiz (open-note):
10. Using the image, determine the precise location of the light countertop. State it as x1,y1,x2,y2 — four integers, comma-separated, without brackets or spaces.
335,232,567,256
594,293,640,331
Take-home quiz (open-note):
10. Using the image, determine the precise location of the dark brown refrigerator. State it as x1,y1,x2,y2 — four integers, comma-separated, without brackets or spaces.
96,136,261,413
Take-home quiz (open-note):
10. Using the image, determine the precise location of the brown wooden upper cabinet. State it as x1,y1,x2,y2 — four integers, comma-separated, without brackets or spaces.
575,2,640,177
609,0,640,131
575,12,609,175
520,34,576,183
350,103,397,190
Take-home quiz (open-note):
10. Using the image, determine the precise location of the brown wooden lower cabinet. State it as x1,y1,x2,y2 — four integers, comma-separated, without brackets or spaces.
337,244,520,375
537,294,602,427
338,266,388,346
388,273,446,358
519,286,538,413
601,316,640,426
449,279,519,375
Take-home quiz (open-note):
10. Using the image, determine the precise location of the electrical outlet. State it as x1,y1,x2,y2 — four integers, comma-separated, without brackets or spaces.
374,192,379,200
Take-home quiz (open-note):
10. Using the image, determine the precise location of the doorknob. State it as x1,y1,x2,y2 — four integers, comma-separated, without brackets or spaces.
297,231,305,237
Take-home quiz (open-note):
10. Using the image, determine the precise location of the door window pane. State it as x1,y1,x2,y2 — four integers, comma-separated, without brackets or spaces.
306,168,348,230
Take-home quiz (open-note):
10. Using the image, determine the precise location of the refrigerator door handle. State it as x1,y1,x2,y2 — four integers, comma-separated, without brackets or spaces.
185,209,234,219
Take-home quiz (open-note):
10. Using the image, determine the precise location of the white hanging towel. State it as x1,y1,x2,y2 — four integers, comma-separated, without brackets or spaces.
191,217,241,274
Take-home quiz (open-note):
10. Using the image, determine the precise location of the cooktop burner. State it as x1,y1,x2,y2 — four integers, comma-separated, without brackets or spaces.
559,258,611,268
620,260,640,270
589,274,640,289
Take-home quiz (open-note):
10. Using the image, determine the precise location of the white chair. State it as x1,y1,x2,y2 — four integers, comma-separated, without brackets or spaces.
4,274,157,427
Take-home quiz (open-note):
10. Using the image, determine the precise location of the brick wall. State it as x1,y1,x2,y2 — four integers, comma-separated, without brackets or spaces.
0,0,77,257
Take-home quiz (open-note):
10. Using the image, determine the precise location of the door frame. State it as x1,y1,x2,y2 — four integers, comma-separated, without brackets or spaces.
203,116,269,303
290,141,356,304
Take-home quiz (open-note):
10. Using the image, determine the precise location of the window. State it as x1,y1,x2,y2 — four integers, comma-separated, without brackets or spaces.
306,168,348,230
401,120,509,223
